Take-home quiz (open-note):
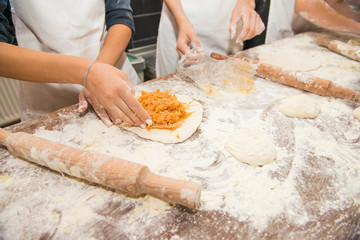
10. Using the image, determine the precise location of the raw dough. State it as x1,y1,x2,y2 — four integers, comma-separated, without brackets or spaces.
278,94,321,119
124,94,203,143
257,51,322,72
353,107,360,121
225,127,277,167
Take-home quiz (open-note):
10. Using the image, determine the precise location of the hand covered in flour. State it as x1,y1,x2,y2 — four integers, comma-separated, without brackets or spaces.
78,62,151,127
230,0,265,44
176,18,202,56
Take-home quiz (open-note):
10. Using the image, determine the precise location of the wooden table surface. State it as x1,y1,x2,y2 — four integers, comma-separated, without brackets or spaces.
1,32,360,240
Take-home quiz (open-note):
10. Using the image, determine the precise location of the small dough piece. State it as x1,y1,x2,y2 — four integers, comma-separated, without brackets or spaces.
124,94,203,143
278,94,321,119
353,107,360,121
225,127,277,167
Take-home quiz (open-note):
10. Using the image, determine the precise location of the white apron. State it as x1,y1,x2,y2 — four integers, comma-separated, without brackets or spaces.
10,0,139,120
266,0,296,43
156,0,296,78
156,0,239,77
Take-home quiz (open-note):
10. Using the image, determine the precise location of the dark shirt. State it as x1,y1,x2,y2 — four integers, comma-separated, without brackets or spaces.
105,0,135,35
0,0,14,43
243,0,271,50
0,0,135,44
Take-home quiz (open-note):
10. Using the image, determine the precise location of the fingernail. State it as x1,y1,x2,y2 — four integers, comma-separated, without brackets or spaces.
78,106,86,112
115,119,122,125
146,119,153,127
140,124,146,129
236,39,244,45
104,119,113,126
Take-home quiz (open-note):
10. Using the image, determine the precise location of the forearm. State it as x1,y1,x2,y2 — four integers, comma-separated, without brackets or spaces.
163,0,191,29
0,42,91,85
325,0,360,22
295,0,360,34
236,0,255,9
97,24,132,66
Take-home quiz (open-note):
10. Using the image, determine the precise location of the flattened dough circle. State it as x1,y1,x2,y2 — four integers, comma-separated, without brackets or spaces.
124,94,203,143
258,51,322,72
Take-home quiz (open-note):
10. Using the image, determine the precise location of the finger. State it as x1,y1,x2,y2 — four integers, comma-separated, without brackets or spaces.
94,105,113,126
83,89,113,126
177,40,191,56
230,15,241,39
107,101,137,126
243,12,256,40
189,35,201,51
117,97,144,126
78,89,88,112
255,17,265,36
119,93,151,126
176,48,184,57
236,14,249,43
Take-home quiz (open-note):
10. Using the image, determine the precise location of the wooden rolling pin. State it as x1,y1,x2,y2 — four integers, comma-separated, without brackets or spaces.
0,128,201,209
210,52,360,102
316,37,360,62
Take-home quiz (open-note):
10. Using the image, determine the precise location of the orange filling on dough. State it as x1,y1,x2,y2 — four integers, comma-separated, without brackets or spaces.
138,89,193,131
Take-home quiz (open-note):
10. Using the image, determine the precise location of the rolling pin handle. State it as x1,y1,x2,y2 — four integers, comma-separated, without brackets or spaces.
210,52,229,61
315,37,331,47
2,129,202,209
140,170,202,209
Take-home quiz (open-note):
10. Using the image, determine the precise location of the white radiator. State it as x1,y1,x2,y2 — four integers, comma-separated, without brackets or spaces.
0,77,20,127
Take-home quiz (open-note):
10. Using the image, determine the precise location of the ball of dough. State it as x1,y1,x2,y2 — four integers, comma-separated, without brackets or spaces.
353,107,360,121
278,94,321,119
225,127,277,167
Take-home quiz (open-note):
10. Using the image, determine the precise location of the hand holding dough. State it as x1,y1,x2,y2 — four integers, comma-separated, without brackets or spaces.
123,94,203,143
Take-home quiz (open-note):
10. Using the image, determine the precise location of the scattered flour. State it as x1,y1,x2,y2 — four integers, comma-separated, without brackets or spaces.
353,107,360,121
1,34,360,239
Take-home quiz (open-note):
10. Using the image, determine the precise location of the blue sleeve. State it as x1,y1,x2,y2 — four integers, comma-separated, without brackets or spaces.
0,0,14,43
105,0,135,35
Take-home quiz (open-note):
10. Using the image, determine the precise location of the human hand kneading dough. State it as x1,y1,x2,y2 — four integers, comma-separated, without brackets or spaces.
230,0,265,44
78,62,151,127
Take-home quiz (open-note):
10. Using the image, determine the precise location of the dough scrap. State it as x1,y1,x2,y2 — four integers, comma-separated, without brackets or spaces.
124,94,203,143
225,127,277,167
353,107,360,121
278,94,321,119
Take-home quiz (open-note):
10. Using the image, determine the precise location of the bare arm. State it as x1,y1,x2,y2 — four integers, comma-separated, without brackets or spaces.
78,23,149,126
0,42,90,85
325,0,360,22
164,0,264,55
163,0,201,55
0,42,151,127
295,0,360,34
96,24,132,65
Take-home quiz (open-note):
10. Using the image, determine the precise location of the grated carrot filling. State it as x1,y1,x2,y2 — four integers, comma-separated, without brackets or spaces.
138,89,192,131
